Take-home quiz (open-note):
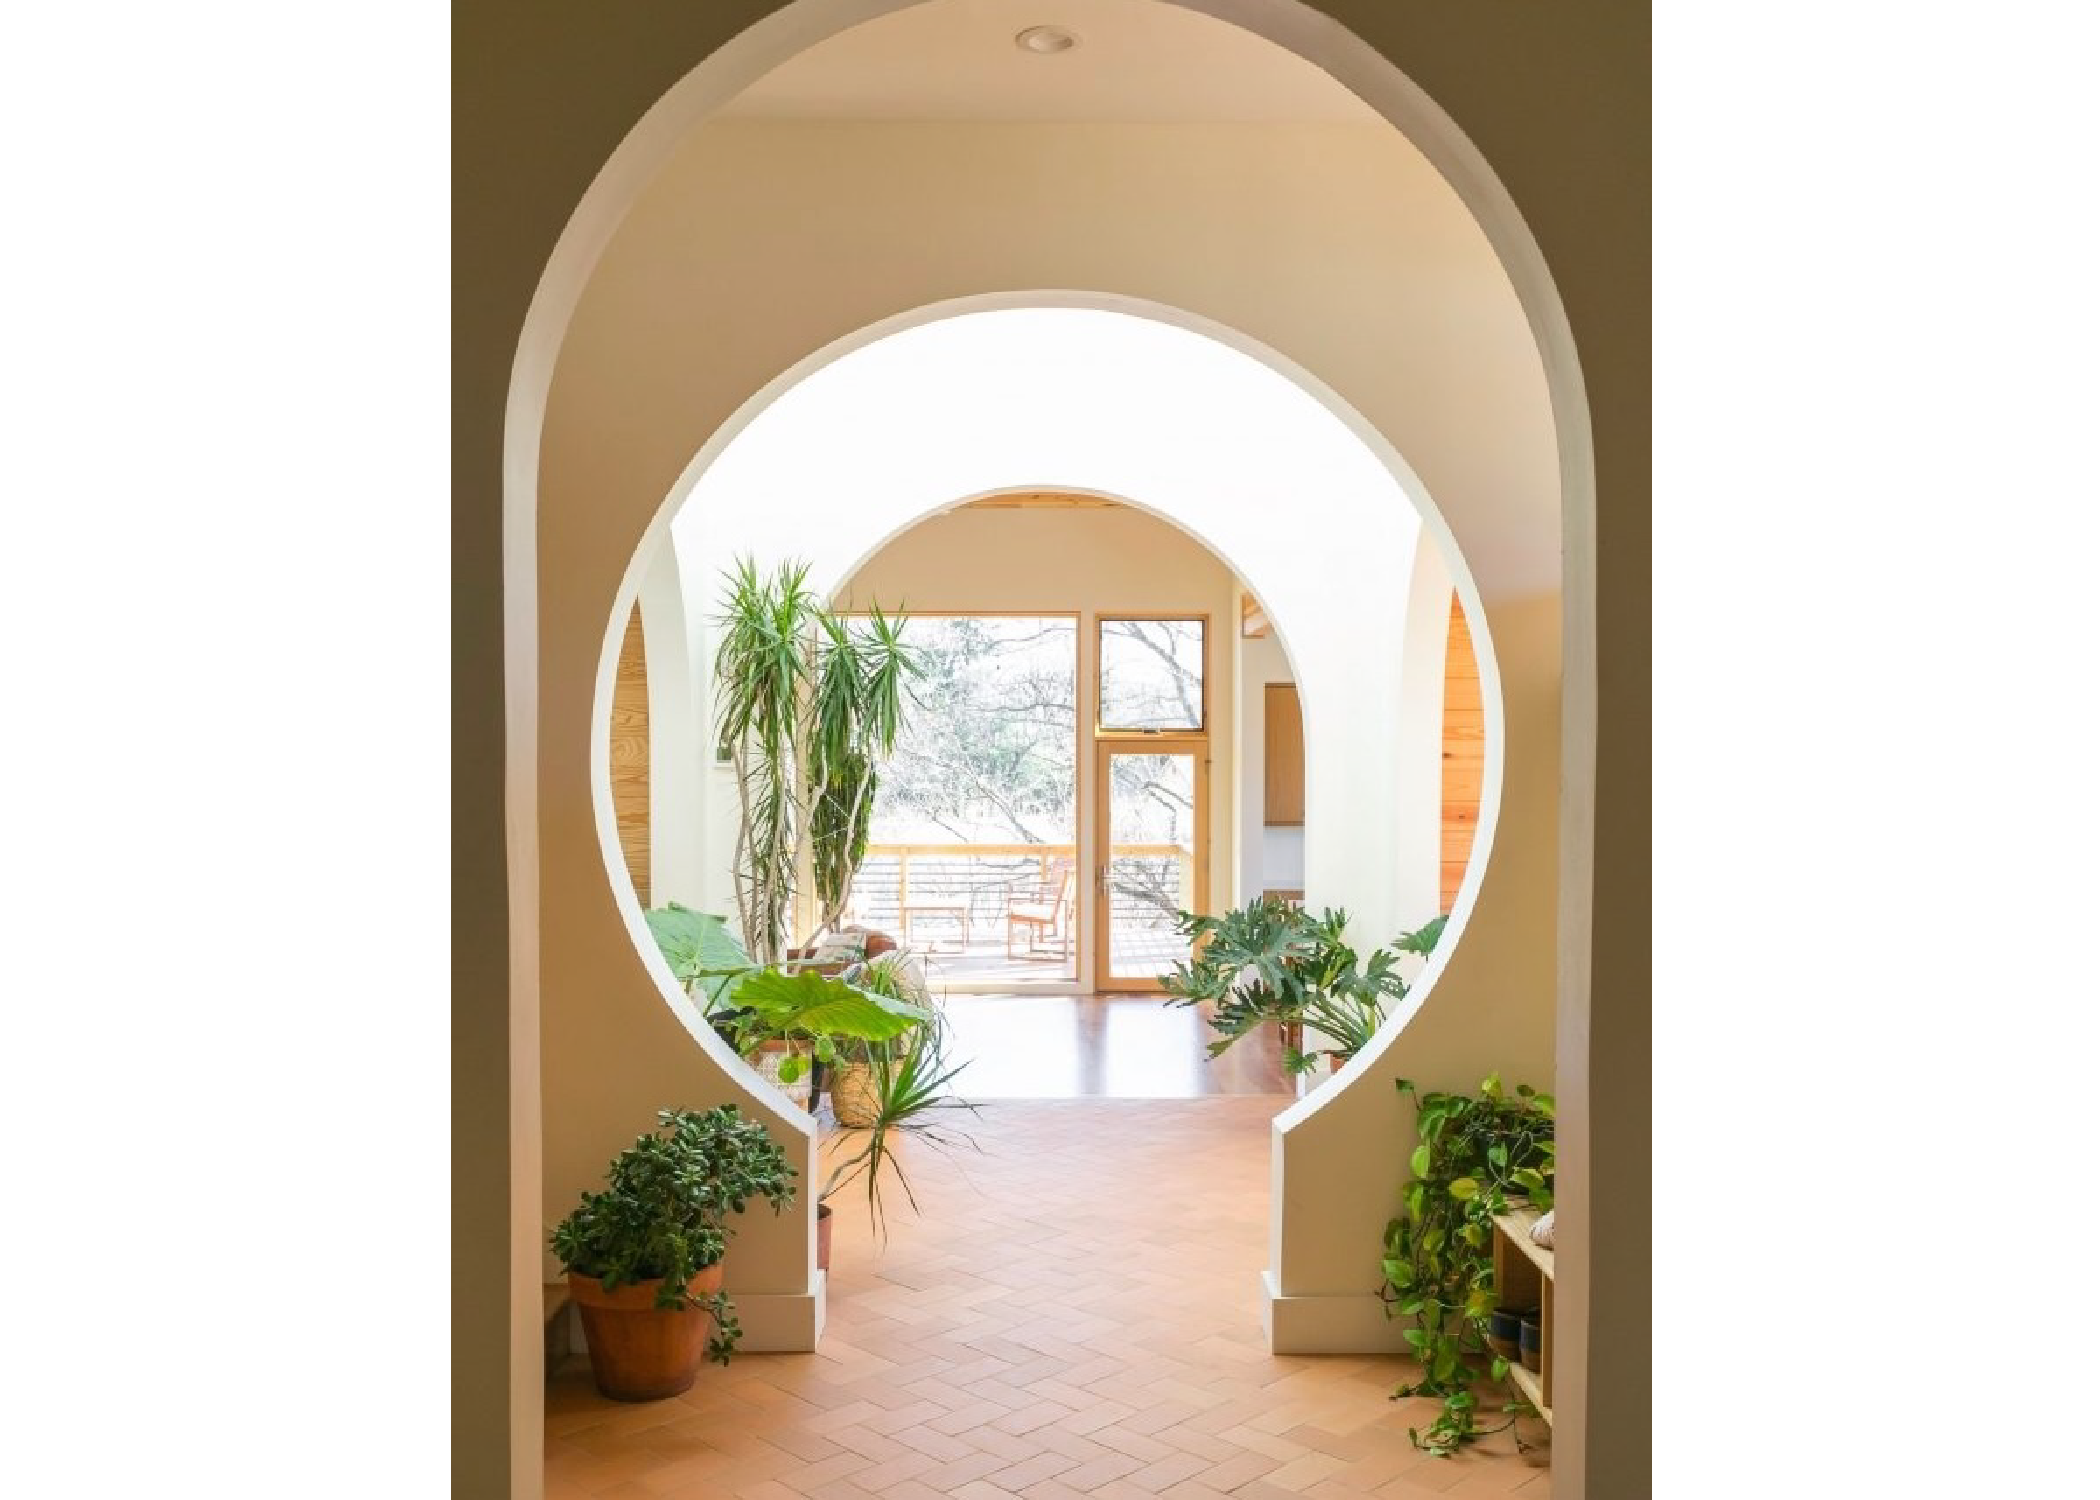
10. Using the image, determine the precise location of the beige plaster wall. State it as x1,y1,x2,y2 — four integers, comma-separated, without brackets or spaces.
456,6,1648,1496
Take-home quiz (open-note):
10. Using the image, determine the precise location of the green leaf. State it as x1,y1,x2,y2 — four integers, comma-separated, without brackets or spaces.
1491,1356,1510,1380
1448,1176,1480,1201
644,904,753,1007
1410,1144,1432,1179
776,1053,808,1084
736,967,933,1042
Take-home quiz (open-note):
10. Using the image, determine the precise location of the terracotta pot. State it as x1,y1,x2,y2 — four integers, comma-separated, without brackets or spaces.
828,1061,882,1126
567,1265,724,1401
816,1202,833,1271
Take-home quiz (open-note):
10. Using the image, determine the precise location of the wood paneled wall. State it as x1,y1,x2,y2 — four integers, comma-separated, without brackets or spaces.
1440,595,1483,913
1263,683,1305,825
610,605,650,904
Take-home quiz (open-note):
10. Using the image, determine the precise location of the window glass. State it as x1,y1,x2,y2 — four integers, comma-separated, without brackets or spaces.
1098,617,1205,731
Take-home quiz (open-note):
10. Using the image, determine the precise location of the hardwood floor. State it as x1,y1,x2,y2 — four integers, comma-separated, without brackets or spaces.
547,1088,1550,1498
937,992,1291,1099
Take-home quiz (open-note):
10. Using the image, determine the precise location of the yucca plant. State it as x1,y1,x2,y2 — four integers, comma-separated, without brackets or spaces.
714,559,920,962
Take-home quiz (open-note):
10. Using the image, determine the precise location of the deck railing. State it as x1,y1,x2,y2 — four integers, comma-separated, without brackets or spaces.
847,841,1193,943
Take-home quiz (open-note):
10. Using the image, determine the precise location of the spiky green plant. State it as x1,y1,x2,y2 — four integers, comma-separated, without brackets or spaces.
714,560,920,958
819,1012,980,1244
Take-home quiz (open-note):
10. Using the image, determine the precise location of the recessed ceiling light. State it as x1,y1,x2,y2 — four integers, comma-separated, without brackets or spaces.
1015,26,1079,55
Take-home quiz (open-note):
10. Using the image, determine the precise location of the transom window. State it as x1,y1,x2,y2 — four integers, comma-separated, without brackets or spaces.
1097,617,1206,733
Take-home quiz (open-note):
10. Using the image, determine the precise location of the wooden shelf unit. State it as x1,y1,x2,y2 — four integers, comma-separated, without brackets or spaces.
1489,1208,1554,1426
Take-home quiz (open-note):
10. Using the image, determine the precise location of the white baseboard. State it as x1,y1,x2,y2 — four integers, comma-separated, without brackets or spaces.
1262,1269,1414,1354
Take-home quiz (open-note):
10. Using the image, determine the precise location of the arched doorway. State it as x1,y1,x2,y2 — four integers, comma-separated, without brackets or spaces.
462,3,1644,1494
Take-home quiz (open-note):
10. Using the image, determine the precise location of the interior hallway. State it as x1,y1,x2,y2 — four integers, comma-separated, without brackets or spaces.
546,997,1547,1499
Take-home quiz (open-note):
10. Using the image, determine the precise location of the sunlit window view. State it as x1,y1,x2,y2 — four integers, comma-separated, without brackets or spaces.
1099,617,1206,730
1103,746,1201,981
850,617,1079,981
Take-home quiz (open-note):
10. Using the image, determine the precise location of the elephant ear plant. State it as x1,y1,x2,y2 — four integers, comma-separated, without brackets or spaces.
1379,1074,1555,1456
550,1105,797,1368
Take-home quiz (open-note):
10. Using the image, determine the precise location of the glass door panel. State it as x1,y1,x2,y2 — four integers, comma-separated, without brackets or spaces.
1094,739,1207,991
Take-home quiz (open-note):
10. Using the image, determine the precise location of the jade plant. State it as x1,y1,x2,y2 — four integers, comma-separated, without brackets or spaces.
1379,1073,1555,1455
550,1105,798,1365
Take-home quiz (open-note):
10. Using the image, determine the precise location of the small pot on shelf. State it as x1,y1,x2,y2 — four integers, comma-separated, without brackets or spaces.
1518,1312,1544,1373
1488,1306,1530,1361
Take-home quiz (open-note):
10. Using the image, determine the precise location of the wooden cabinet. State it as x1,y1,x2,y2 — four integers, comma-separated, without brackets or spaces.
1263,683,1304,825
1490,1208,1554,1425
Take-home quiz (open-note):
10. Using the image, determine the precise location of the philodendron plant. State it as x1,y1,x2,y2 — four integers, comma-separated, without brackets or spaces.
1160,899,1445,1073
1379,1073,1555,1456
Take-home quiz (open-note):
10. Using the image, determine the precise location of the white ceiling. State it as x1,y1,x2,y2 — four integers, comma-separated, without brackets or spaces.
720,0,1379,123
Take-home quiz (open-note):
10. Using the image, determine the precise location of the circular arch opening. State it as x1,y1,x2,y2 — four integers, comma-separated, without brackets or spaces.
596,299,1505,1090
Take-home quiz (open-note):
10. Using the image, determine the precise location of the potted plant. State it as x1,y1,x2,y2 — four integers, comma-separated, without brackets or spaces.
826,947,933,1127
1377,1073,1556,1455
713,557,921,965
642,903,933,1110
549,1105,797,1400
1160,898,1444,1075
818,1012,980,1251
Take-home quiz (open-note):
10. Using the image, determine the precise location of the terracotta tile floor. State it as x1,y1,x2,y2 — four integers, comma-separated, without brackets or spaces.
547,1092,1550,1498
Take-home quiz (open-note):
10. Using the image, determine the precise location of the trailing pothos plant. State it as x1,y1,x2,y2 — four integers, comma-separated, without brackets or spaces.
550,1105,798,1365
1379,1073,1555,1456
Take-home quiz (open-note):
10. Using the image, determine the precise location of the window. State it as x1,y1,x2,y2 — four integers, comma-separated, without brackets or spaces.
1097,617,1206,732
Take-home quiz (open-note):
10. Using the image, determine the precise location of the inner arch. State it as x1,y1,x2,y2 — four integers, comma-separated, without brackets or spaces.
645,302,1498,957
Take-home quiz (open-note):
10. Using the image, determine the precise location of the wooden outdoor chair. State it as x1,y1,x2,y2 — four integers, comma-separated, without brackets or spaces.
1006,859,1076,960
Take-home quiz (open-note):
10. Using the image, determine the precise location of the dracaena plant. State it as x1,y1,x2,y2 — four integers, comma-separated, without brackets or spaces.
549,1105,798,1365
1160,899,1445,1073
1378,1074,1555,1455
818,1011,981,1243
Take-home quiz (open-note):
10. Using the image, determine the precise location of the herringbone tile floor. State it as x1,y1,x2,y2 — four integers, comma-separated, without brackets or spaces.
547,1094,1549,1498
